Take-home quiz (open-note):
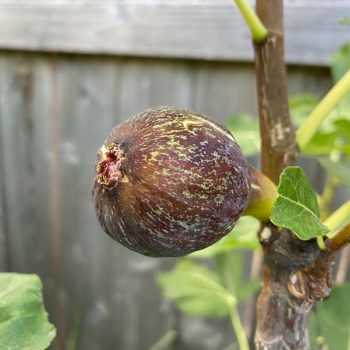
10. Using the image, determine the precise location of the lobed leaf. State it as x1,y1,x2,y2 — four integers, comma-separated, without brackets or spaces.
214,252,260,304
270,166,329,240
0,273,56,350
157,260,234,318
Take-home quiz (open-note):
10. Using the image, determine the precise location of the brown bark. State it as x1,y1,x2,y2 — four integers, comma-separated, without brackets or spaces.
254,1,297,184
253,1,336,349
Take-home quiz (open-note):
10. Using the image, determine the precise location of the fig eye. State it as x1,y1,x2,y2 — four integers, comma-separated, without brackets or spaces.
96,143,126,189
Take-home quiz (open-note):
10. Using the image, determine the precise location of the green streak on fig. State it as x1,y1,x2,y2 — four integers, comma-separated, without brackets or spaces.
92,106,251,257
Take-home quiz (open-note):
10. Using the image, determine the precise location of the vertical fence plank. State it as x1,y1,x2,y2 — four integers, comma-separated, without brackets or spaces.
54,55,121,350
0,56,9,271
194,62,258,122
0,53,53,278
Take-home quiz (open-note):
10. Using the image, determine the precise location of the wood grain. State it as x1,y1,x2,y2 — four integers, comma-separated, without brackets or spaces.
0,1,349,65
0,60,9,271
0,54,53,279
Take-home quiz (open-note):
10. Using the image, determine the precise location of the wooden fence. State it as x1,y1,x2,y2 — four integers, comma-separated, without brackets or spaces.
0,1,349,349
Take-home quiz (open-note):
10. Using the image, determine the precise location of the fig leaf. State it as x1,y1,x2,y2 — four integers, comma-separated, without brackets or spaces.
157,260,234,318
0,273,56,350
270,166,329,240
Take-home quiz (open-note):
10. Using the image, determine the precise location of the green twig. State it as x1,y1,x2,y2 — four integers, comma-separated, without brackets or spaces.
149,330,177,350
235,0,268,43
296,69,350,149
229,302,250,350
323,201,350,236
215,255,250,350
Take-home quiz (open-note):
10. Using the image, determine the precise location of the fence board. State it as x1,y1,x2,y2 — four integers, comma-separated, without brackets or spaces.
54,56,125,350
0,54,53,279
194,62,258,120
0,1,349,65
0,63,8,270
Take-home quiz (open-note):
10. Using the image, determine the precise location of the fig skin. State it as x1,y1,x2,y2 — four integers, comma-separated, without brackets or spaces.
93,106,250,257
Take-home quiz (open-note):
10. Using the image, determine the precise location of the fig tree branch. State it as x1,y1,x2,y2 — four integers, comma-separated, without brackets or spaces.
254,0,297,184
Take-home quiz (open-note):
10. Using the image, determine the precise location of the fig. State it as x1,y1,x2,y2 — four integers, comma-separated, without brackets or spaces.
92,106,251,257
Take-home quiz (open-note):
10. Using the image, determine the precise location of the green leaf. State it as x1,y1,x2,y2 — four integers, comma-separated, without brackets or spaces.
157,260,234,318
334,118,350,140
190,216,260,258
319,157,350,186
310,283,350,350
226,113,260,157
332,42,350,83
339,17,350,26
270,166,330,240
0,273,56,350
297,42,350,158
289,93,320,128
331,42,350,113
301,131,341,156
214,253,260,304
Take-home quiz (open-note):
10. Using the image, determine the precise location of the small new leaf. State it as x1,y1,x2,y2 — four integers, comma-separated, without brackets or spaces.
0,273,56,350
270,167,330,240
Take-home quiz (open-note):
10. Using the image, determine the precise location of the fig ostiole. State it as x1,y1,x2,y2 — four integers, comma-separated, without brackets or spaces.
92,106,276,257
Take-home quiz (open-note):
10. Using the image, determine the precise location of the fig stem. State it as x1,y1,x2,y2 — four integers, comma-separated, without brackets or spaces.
323,201,350,236
235,0,268,43
243,165,277,222
296,68,350,150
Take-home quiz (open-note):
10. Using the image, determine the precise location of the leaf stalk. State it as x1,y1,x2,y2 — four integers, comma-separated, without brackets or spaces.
235,0,268,43
323,201,350,235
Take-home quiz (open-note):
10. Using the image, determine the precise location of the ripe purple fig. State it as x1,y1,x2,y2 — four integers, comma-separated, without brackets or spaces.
92,106,251,257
